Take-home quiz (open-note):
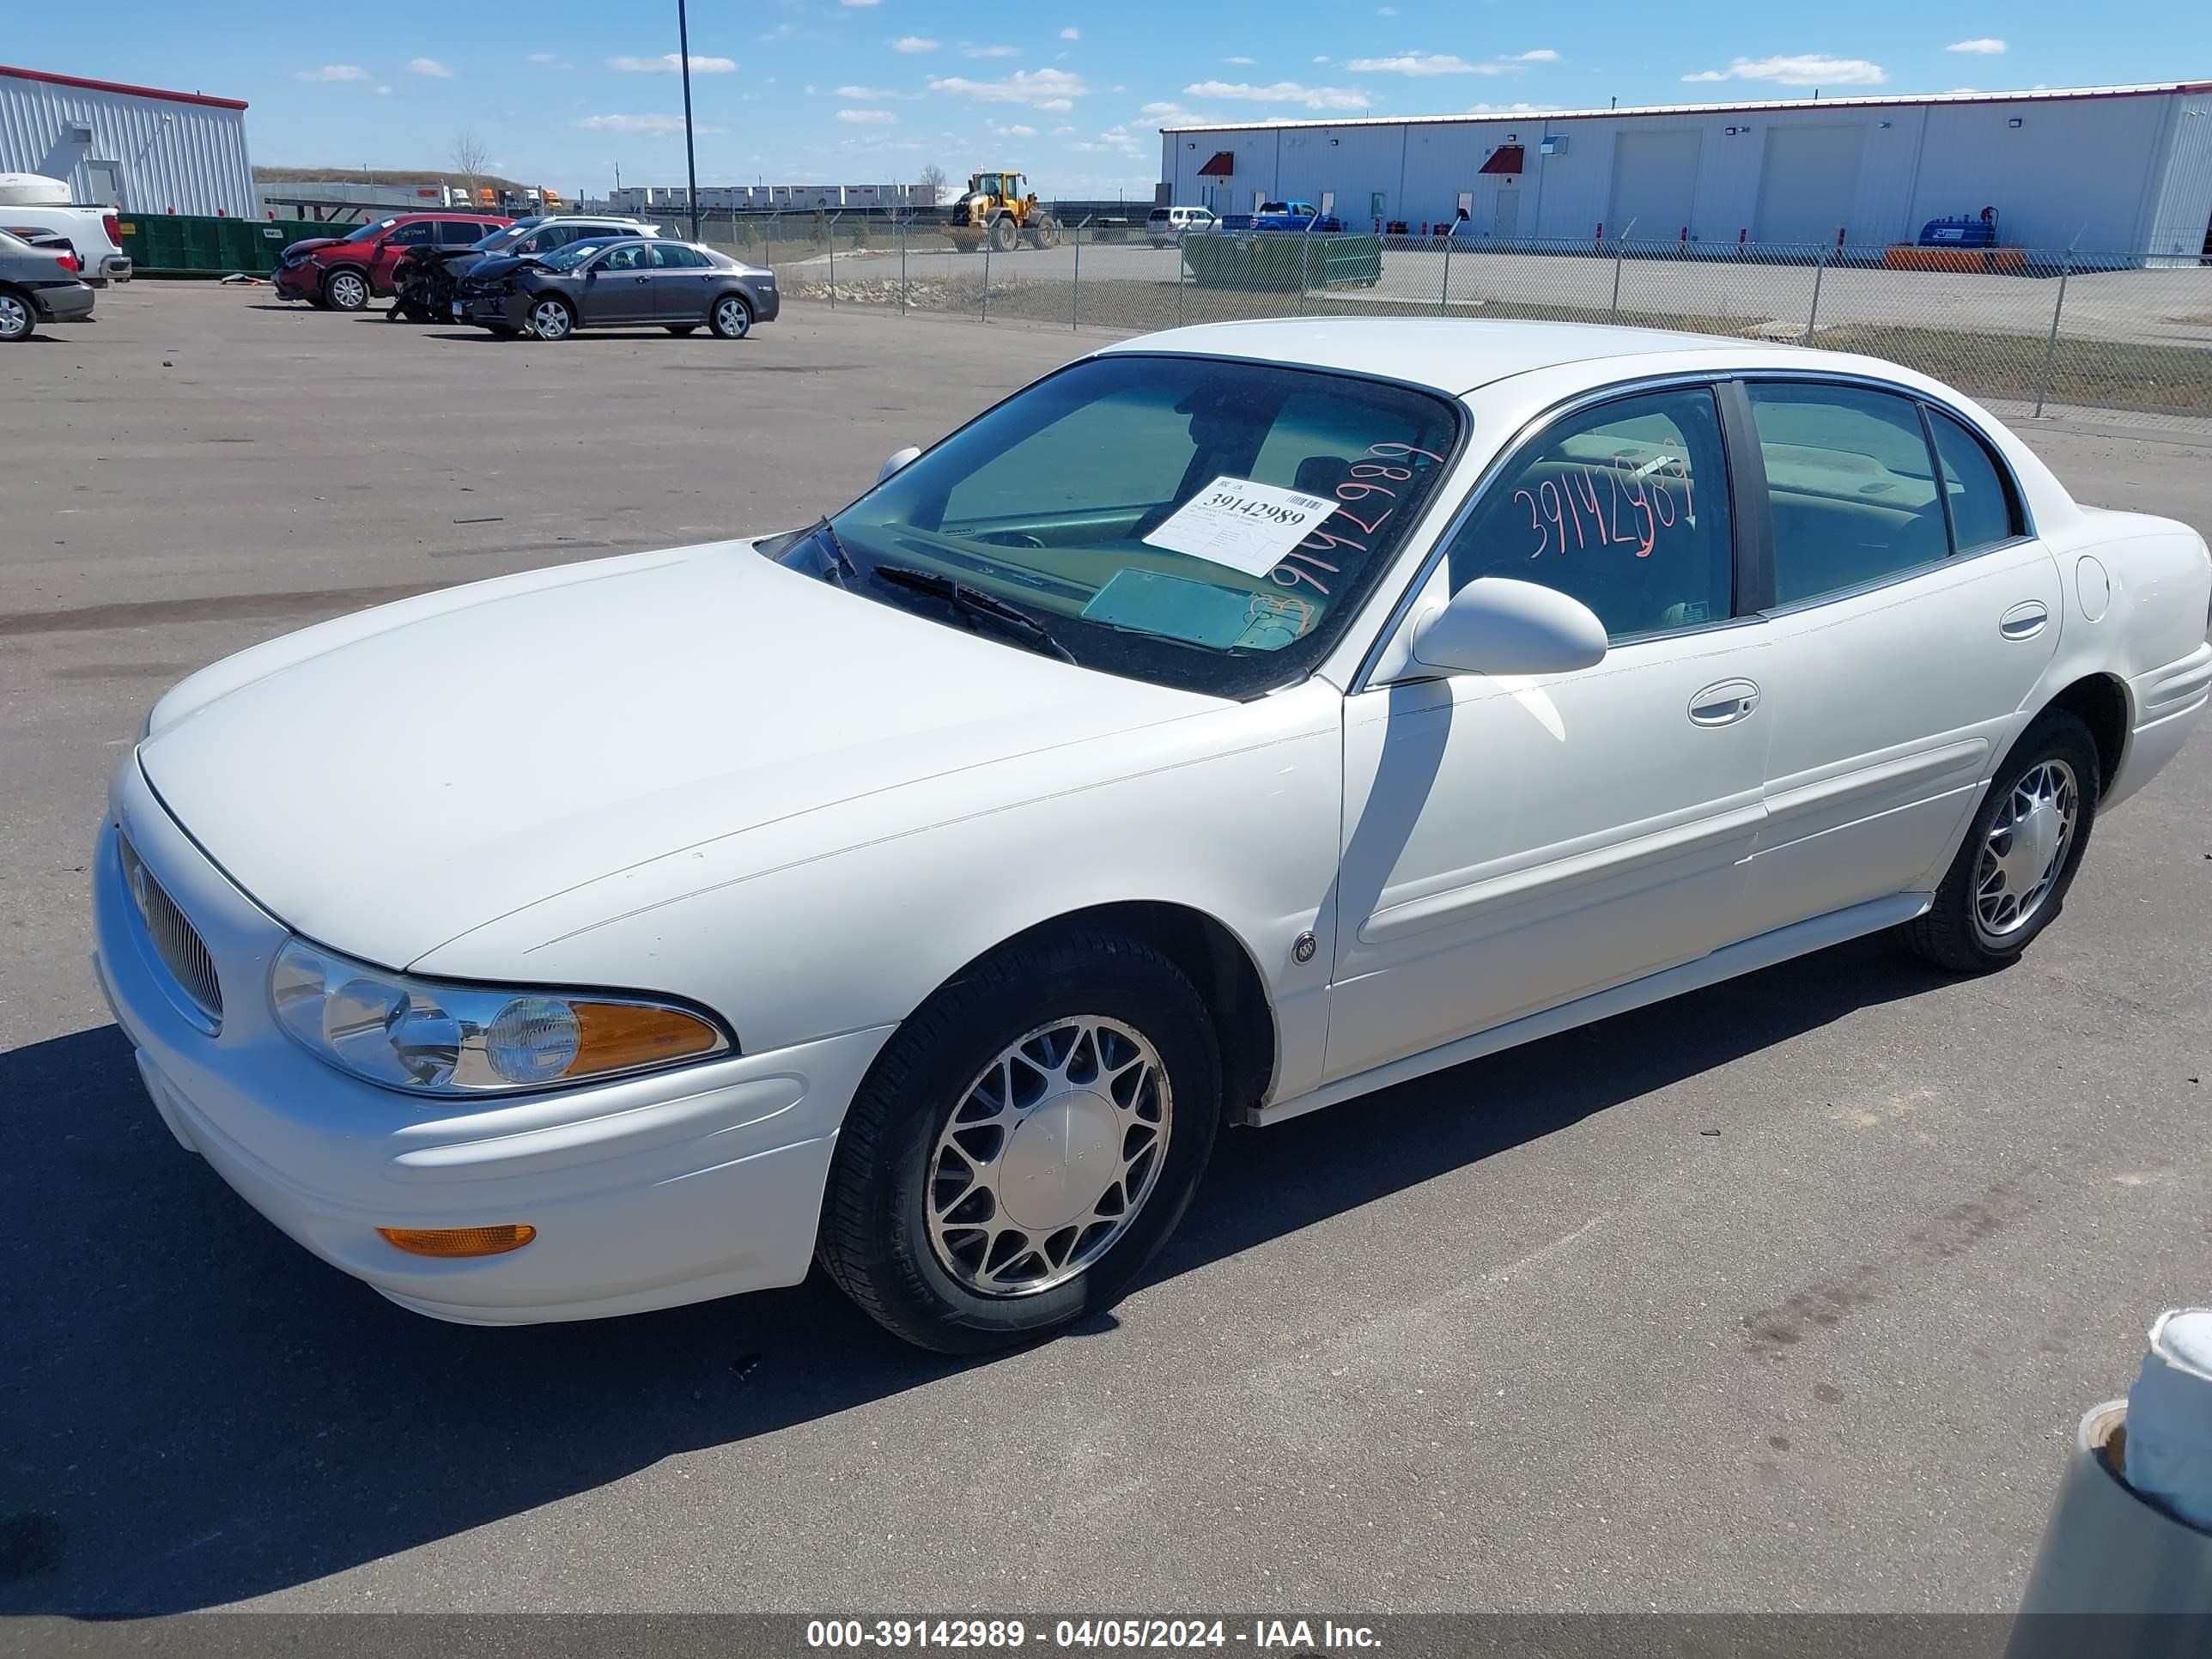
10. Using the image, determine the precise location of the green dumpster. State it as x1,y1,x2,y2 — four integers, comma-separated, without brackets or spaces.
1183,232,1382,290
117,215,341,276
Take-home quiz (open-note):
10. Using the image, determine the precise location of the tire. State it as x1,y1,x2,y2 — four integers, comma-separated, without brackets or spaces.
708,294,751,339
988,216,1018,253
525,295,574,341
322,268,370,312
1029,218,1060,250
665,324,699,336
1900,708,2101,975
817,929,1223,1352
0,286,33,343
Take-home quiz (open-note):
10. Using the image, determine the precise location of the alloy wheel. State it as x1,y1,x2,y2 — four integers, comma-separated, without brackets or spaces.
1973,758,2078,945
530,299,572,340
925,1017,1171,1297
0,293,30,341
328,272,368,310
714,296,750,338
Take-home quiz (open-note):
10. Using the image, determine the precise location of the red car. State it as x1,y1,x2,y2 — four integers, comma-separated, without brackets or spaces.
272,212,512,311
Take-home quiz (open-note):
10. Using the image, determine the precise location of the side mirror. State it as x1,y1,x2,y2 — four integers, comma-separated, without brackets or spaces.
878,446,921,484
1408,578,1608,678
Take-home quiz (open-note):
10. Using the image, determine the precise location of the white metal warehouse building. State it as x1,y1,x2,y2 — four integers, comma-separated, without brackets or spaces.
0,64,256,218
1159,81,2212,262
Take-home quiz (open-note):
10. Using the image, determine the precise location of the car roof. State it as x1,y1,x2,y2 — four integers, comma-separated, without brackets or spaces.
1096,317,1946,398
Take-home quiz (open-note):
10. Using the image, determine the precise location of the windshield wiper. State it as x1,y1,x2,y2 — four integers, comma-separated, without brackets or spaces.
868,563,1078,665
792,516,859,586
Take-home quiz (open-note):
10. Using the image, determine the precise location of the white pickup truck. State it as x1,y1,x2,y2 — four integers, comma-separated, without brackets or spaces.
0,174,131,285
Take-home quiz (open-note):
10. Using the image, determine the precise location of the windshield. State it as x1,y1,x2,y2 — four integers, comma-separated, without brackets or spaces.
539,240,612,270
472,221,532,250
786,355,1462,699
341,218,398,243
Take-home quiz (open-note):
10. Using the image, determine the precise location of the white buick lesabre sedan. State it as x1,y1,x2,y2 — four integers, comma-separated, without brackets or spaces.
94,320,2211,1351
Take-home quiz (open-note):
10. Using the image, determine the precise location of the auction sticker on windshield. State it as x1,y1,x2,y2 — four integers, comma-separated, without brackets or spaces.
1142,477,1340,577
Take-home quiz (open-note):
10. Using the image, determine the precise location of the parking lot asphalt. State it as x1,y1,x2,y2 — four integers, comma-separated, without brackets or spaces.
2,283,2208,1616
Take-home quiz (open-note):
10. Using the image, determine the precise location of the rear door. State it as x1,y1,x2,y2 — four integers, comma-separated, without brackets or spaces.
1732,379,2063,934
645,242,713,320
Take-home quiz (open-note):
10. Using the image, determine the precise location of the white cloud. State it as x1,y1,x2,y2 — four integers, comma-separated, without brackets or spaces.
575,112,684,132
842,0,881,6
408,57,455,78
1507,49,1561,63
1346,53,1503,76
927,67,1088,107
375,85,393,95
1183,79,1370,110
1466,100,1547,113
1060,27,1080,40
1052,125,1075,135
835,84,913,99
1681,53,1886,86
1072,124,1143,155
838,108,897,124
294,64,369,82
1946,37,2007,53
526,52,556,64
989,121,1039,137
963,43,1019,58
1377,4,1396,12
1225,56,1255,65
607,53,737,73
892,36,939,53
1313,55,1331,64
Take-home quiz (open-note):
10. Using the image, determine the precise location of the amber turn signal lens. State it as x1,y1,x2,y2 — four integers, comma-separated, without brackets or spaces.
377,1224,538,1258
568,1002,722,1078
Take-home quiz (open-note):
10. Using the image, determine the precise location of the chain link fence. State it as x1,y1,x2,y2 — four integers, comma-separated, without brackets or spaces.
739,217,2212,426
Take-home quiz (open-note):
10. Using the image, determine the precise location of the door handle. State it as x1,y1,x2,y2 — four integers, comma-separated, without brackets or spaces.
1689,678,1760,726
1999,600,2050,641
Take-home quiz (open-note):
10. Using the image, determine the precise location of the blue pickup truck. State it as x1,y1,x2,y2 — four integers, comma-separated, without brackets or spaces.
1218,200,1346,234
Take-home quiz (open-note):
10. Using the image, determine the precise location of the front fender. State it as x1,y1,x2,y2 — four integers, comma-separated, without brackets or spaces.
412,681,1348,1108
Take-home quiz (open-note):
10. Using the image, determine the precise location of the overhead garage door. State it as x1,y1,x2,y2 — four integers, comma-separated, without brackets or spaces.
1609,128,1703,241
1755,124,1867,245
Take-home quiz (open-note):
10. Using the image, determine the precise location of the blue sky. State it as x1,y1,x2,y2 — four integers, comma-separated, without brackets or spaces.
14,0,2211,200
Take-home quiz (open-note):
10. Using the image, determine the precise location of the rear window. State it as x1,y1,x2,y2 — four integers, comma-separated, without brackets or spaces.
1148,208,1170,221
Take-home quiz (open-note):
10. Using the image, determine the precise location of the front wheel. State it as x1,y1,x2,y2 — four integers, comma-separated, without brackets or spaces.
817,930,1223,1352
988,216,1018,253
526,295,574,341
323,269,370,311
708,294,751,339
1900,709,2100,974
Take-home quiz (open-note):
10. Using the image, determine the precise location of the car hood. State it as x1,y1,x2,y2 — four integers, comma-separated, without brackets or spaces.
280,237,346,260
464,253,539,283
137,543,1217,969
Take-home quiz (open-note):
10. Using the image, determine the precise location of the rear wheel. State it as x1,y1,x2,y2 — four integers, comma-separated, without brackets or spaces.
526,295,574,340
817,930,1222,1352
323,269,370,311
1028,217,1060,250
1900,709,2100,974
708,294,751,339
0,287,33,343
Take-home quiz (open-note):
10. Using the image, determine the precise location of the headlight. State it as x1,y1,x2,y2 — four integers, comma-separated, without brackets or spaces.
269,938,730,1096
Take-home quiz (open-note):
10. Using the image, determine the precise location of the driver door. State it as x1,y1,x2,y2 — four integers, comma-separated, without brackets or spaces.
580,243,653,325
1325,383,1774,1080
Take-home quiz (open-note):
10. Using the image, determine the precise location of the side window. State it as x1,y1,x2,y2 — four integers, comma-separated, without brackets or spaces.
386,222,435,246
650,243,702,268
600,244,649,271
435,220,478,246
1928,409,2023,554
1748,383,1948,606
1443,386,1734,641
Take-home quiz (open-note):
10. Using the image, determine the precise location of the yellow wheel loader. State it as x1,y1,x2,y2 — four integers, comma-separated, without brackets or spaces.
944,172,1060,252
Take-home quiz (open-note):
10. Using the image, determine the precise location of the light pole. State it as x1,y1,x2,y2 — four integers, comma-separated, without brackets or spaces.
677,0,702,240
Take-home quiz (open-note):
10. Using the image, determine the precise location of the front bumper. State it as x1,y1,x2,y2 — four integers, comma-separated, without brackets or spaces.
453,289,526,326
271,262,319,301
34,282,95,322
91,756,889,1325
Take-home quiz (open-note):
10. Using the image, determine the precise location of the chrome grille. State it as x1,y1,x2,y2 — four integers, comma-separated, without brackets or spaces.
118,834,223,1026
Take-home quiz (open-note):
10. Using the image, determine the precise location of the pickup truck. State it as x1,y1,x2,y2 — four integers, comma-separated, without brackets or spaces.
0,204,130,284
1218,201,1345,234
